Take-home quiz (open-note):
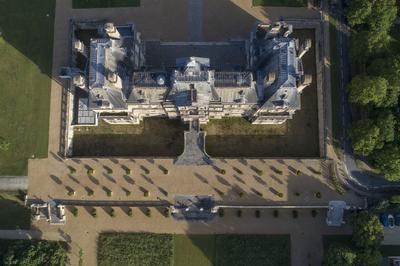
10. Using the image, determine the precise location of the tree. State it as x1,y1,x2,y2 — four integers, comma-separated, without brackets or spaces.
0,137,10,151
374,110,396,149
366,0,397,35
323,244,356,266
345,0,373,26
2,240,67,266
367,56,400,107
372,145,400,181
351,211,384,248
349,119,380,156
355,248,382,266
347,75,387,107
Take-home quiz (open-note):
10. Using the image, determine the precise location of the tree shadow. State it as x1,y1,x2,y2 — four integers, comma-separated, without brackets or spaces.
50,175,62,185
194,173,208,184
140,174,154,185
123,175,135,185
103,173,116,184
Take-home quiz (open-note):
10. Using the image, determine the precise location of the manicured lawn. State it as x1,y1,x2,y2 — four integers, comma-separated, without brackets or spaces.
73,118,185,157
174,235,215,266
215,235,291,266
72,0,140,8
98,233,173,266
0,239,67,265
0,0,55,175
0,191,30,229
98,233,290,266
253,0,307,7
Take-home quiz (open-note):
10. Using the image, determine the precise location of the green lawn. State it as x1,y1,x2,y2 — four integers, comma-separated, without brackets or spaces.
72,0,140,8
0,0,55,175
252,0,307,7
98,233,290,266
0,191,30,229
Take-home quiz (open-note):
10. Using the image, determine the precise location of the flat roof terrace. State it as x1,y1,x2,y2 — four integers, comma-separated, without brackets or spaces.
144,40,247,70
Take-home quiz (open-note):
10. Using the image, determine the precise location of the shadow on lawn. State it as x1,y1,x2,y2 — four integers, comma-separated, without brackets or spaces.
0,0,55,78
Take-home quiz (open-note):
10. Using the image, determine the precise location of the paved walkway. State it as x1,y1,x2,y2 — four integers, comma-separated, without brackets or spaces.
0,176,28,190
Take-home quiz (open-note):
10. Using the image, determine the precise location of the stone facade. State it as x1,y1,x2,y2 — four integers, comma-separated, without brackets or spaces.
61,21,311,126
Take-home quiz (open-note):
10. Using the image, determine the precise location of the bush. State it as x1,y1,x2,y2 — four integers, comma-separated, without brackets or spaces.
164,208,170,217
163,169,169,175
219,168,226,175
237,210,242,217
218,208,224,217
296,169,301,175
69,167,76,174
67,190,75,196
92,208,97,217
127,208,133,217
292,210,298,219
315,192,322,198
238,191,244,198
87,189,94,196
72,207,78,217
126,168,131,175
110,209,115,217
107,191,112,197
107,168,113,174
255,210,260,218
125,190,131,196
87,169,95,175
144,191,149,197
273,210,279,218
294,192,300,197
277,192,283,198
145,208,151,217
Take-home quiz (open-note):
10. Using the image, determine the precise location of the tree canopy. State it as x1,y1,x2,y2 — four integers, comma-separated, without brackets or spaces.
351,211,384,248
345,0,373,26
347,75,388,107
372,145,400,181
374,110,396,149
347,0,397,51
323,244,356,266
350,119,380,156
2,240,67,266
367,56,400,107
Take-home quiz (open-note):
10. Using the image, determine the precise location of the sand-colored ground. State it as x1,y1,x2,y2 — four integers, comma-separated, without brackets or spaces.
26,0,346,265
